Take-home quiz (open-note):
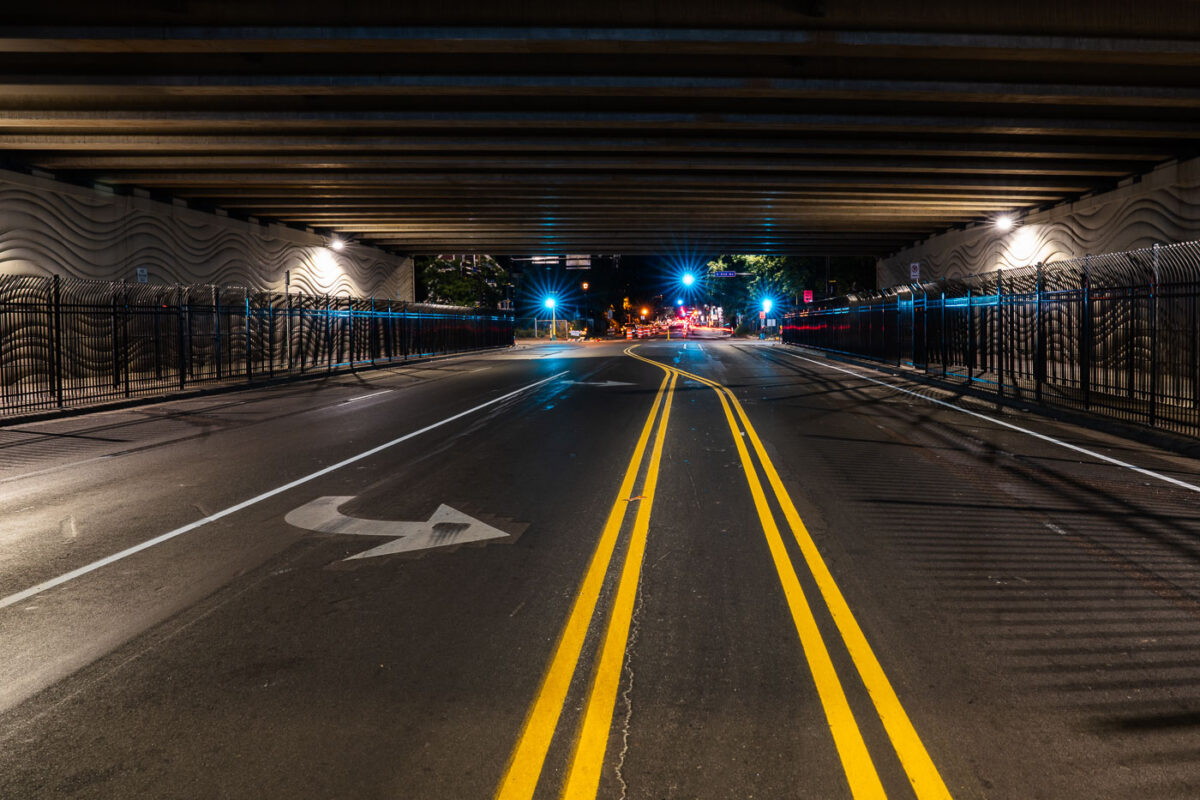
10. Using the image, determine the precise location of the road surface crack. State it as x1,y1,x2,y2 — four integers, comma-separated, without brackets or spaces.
614,582,644,800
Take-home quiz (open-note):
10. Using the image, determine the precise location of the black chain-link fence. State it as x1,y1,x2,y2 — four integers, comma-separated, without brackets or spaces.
1,275,513,417
784,241,1200,438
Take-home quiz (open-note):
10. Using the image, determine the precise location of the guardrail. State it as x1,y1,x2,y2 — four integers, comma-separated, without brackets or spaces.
0,274,513,418
784,240,1200,438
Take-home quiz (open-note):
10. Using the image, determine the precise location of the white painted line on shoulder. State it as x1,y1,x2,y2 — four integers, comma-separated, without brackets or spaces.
0,371,568,611
778,349,1200,496
341,389,393,404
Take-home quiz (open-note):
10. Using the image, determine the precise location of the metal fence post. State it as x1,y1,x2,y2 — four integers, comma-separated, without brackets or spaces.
1035,262,1044,403
153,289,162,381
1150,243,1159,426
213,285,222,379
122,280,130,397
111,282,120,390
966,286,974,384
52,274,64,407
347,294,355,370
244,288,252,382
922,286,929,373
1081,256,1091,410
325,294,333,372
298,294,306,374
996,269,1005,398
267,293,276,378
940,283,948,377
284,271,292,373
385,299,393,361
177,286,187,390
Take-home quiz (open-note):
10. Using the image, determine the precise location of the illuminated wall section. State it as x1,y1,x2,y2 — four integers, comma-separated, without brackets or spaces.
877,156,1200,287
0,168,413,300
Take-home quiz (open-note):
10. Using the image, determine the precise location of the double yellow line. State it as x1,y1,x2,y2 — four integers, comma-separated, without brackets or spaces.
626,348,952,800
497,345,953,799
495,350,677,800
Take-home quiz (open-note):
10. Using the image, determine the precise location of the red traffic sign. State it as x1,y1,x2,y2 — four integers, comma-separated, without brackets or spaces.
803,290,814,303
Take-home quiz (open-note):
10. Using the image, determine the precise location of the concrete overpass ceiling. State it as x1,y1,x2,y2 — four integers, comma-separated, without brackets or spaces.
2,2,1198,255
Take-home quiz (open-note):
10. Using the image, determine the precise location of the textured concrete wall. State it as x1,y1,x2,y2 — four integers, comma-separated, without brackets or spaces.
0,168,413,300
878,156,1200,287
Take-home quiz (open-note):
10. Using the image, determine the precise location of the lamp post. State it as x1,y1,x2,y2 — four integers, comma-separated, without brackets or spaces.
544,297,557,340
581,281,589,337
761,298,773,340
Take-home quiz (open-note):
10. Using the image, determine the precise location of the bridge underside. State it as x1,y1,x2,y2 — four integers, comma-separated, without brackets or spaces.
3,2,1199,255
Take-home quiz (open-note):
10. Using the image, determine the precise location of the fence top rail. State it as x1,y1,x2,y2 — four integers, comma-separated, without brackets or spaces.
0,272,510,318
792,239,1200,315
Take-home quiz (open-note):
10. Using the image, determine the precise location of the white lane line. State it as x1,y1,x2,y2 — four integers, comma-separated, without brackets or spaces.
777,349,1200,495
340,389,393,404
0,371,568,611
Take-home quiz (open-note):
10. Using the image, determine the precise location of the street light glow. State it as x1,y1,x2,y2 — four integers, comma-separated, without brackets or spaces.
762,299,773,313
544,297,556,309
682,272,695,286
676,298,683,306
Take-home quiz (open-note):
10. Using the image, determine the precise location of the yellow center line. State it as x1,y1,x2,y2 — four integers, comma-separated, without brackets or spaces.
561,369,677,799
626,349,887,799
634,350,953,800
495,366,671,800
725,378,953,800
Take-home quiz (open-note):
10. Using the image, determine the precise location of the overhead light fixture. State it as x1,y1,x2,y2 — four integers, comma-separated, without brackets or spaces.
995,216,1014,232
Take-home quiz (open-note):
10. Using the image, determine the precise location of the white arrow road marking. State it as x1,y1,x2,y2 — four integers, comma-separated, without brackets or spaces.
285,496,511,559
0,370,565,610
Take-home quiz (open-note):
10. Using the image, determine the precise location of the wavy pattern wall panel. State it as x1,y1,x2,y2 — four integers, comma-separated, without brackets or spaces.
0,169,413,300
879,157,1200,287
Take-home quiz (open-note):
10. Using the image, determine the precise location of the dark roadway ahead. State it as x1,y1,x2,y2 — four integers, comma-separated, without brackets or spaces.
3,339,1200,800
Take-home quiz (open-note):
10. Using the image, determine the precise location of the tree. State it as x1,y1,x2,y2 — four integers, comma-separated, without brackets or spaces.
704,253,876,318
417,255,509,308
703,254,811,322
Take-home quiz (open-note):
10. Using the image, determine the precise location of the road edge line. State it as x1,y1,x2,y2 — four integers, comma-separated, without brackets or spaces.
0,371,568,611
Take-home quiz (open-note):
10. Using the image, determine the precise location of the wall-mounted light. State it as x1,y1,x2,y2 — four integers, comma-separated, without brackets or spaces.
329,237,346,251
995,216,1014,232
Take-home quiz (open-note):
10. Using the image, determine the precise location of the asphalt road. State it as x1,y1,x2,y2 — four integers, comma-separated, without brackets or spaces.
3,339,1200,799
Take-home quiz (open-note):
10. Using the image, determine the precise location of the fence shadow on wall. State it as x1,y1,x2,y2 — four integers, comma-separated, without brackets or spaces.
0,275,513,418
784,240,1200,438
